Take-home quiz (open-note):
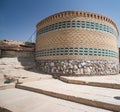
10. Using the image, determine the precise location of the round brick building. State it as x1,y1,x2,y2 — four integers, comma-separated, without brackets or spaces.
35,11,119,76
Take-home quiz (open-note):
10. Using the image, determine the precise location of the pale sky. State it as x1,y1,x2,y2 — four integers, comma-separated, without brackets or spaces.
0,0,120,46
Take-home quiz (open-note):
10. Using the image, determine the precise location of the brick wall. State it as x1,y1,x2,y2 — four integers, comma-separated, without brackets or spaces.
35,11,119,76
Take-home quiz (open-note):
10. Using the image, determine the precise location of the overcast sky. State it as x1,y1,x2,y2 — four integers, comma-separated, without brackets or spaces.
0,0,120,46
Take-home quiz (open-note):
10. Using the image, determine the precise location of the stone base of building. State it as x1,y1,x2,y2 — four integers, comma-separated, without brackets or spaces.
36,60,119,76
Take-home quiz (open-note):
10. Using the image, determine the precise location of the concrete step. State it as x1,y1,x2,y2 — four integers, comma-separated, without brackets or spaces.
60,75,120,89
0,83,15,90
16,79,120,112
0,88,112,112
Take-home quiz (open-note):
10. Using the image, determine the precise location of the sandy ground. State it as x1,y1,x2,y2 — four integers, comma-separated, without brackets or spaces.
0,57,52,85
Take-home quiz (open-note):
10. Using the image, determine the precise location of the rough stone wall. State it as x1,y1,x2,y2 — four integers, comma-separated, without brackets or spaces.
0,40,35,58
1,51,34,58
36,60,119,76
0,40,35,51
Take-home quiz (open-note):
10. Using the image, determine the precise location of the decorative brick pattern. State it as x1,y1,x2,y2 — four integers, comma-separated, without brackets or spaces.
35,11,119,76
35,47,118,58
37,20,117,37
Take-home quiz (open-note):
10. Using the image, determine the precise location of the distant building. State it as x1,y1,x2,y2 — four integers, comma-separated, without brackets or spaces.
35,11,119,76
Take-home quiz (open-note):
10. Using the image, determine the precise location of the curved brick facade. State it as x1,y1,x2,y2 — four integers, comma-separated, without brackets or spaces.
35,11,119,76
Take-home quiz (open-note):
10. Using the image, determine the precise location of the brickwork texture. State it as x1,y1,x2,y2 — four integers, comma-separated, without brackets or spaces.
35,11,119,76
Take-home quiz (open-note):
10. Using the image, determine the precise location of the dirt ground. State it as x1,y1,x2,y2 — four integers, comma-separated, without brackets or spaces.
0,57,52,85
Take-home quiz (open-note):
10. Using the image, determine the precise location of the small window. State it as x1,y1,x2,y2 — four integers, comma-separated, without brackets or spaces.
69,48,73,52
77,20,80,27
72,20,76,28
67,20,71,22
91,22,94,29
60,48,64,52
70,53,73,55
94,48,97,51
69,50,73,52
104,25,107,32
67,21,71,28
80,51,83,52
53,48,55,51
107,26,109,32
72,20,76,22
77,20,80,22
80,53,83,55
51,24,55,30
74,48,78,52
62,26,66,28
55,23,58,29
65,48,68,52
89,51,92,53
77,22,80,25
58,22,62,29
79,47,82,49
98,48,101,51
99,24,103,30
79,48,83,52
84,48,88,50
95,23,99,30
89,48,93,51
86,22,90,28
94,54,97,56
84,48,88,52
74,53,78,55
98,52,101,54
77,21,80,28
102,49,104,51
56,48,59,52
72,25,76,28
67,25,71,28
58,22,61,25
67,22,70,25
62,22,66,28
49,25,52,31
81,21,85,28
84,53,88,55
72,23,75,25
89,54,92,56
